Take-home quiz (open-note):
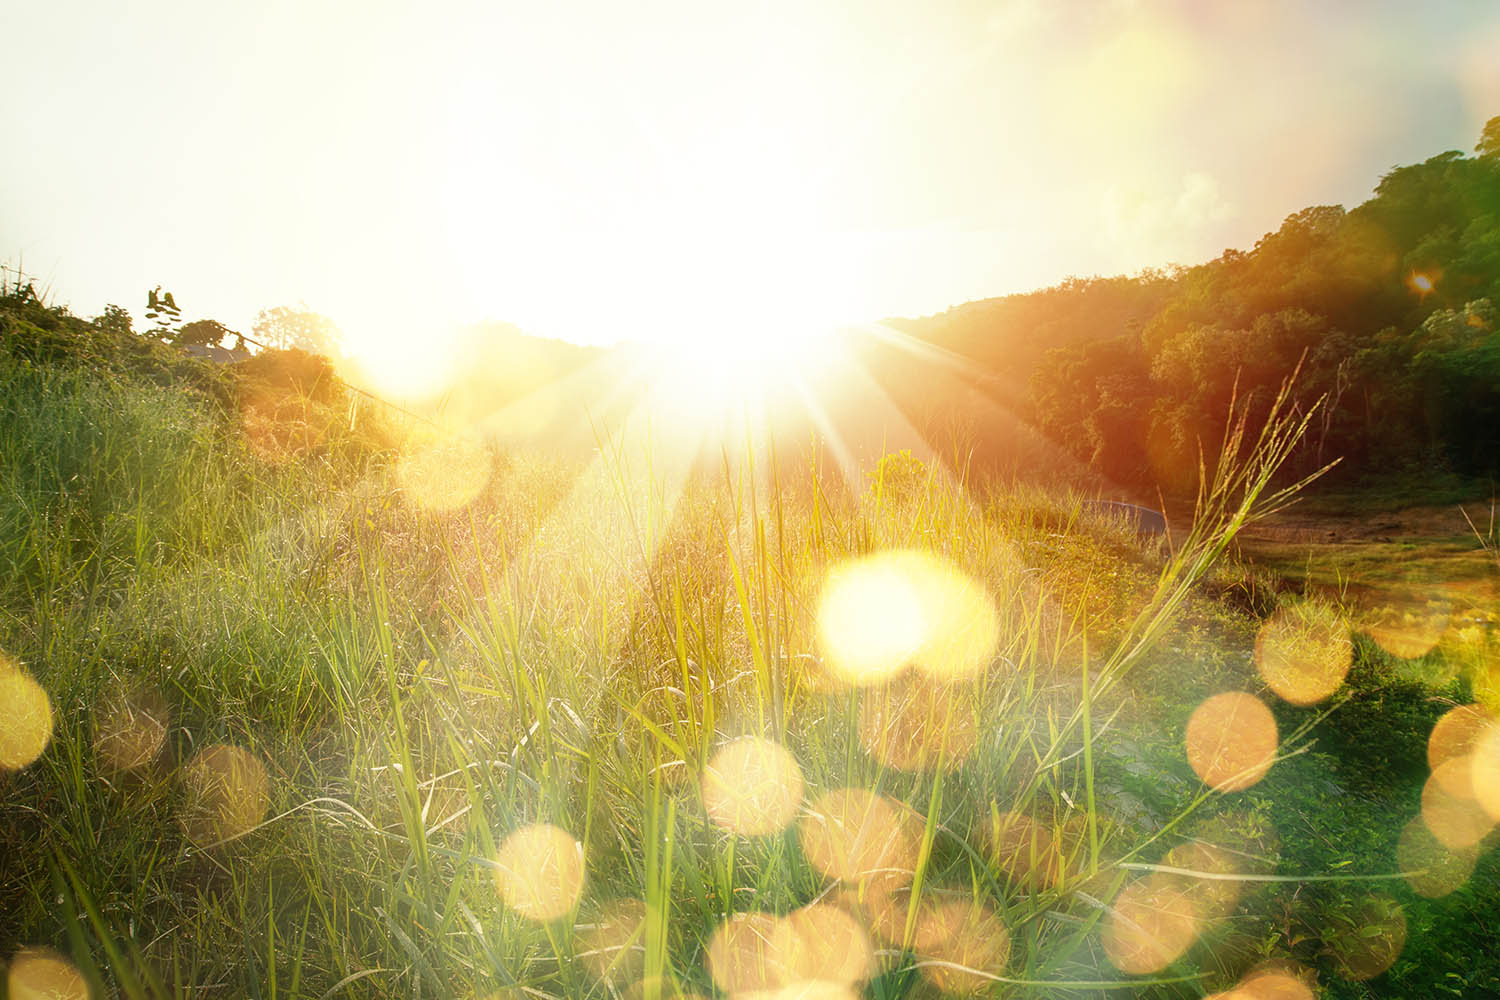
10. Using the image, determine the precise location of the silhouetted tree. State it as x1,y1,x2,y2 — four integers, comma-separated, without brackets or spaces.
253,305,342,357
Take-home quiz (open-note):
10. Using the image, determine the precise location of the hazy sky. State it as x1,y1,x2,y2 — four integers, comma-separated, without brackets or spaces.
4,0,1498,357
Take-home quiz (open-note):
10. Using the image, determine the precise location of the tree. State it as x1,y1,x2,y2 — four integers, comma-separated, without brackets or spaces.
145,286,182,341
94,304,133,337
252,305,343,357
175,319,235,348
1478,116,1500,160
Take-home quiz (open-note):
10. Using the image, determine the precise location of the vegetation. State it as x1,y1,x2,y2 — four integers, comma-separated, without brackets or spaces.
2,274,1498,999
897,117,1500,493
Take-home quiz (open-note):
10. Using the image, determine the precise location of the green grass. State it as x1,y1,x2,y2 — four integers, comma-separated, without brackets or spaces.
1,342,1498,999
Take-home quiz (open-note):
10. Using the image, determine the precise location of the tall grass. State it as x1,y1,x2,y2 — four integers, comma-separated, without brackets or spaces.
4,359,1485,1000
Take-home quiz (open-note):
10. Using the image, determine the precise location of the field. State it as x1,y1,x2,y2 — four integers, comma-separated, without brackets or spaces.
3,339,1500,999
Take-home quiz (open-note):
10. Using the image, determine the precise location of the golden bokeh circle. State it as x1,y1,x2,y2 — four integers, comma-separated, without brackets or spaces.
816,550,998,686
1185,692,1278,792
180,744,270,846
1420,758,1496,849
705,911,789,994
1428,704,1494,796
493,823,586,922
1397,816,1477,898
701,737,805,836
0,656,53,772
1254,602,1351,705
1470,720,1500,821
1101,875,1200,975
1231,963,1317,1000
7,947,89,1000
780,902,875,987
912,898,1010,995
797,788,923,886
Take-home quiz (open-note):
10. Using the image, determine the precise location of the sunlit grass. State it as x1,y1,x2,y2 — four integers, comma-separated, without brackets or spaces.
1,357,1497,998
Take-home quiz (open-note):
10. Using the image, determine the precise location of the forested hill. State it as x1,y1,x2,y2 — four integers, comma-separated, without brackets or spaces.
896,117,1500,493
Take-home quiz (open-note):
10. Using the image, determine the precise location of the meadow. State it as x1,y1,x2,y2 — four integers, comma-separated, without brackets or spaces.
2,288,1499,1000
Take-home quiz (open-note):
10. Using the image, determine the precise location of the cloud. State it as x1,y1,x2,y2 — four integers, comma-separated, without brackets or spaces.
1103,171,1235,267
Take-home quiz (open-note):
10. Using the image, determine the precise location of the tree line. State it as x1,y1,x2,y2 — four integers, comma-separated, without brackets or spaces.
903,117,1500,493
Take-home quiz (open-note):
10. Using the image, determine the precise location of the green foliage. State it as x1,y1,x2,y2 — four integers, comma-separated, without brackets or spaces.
1010,126,1500,491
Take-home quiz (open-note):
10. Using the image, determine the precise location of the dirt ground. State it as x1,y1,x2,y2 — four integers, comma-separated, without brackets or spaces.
1235,501,1500,640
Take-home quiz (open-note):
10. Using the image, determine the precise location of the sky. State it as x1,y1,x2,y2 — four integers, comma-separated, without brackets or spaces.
3,0,1499,363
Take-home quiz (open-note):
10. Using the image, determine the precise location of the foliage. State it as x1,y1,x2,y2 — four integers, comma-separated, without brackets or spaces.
252,304,343,357
899,121,1500,491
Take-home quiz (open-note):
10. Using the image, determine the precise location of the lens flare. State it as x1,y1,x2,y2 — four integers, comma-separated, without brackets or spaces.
1420,758,1496,849
705,904,874,993
1428,704,1494,796
1254,602,1352,705
859,673,978,772
1365,598,1449,660
94,686,168,773
797,788,923,887
1397,816,1477,898
701,737,805,836
816,550,998,686
6,947,89,1000
1327,893,1406,981
913,898,1010,995
0,655,52,772
705,912,788,994
493,823,586,922
1221,963,1317,1000
1101,875,1201,975
1185,692,1278,792
180,744,270,846
396,434,492,512
577,898,649,985
1470,721,1500,820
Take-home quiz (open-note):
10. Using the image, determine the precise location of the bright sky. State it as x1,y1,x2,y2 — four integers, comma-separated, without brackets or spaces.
4,0,1499,358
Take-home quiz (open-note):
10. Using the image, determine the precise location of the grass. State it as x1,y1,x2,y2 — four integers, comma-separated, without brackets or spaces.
1,328,1498,999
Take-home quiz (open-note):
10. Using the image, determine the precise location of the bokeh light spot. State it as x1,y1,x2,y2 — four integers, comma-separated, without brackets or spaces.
1428,704,1494,796
1254,601,1351,705
493,823,586,922
1185,692,1277,792
797,788,923,887
1101,875,1200,975
180,744,270,846
1470,720,1500,821
1227,963,1317,1000
1397,816,1477,898
0,655,53,772
816,550,998,686
1420,758,1496,849
94,686,168,773
396,434,492,512
702,737,805,836
913,898,1010,995
7,947,89,1000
